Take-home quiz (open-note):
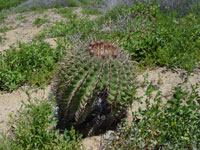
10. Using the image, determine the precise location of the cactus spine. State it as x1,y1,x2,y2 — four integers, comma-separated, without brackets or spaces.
53,40,136,137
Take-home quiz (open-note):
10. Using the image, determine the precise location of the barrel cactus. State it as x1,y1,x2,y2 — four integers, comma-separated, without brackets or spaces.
52,40,136,137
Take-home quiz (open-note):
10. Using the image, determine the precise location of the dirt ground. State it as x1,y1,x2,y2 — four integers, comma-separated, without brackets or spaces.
0,9,66,52
0,86,51,133
0,7,98,52
0,8,200,150
1,67,199,150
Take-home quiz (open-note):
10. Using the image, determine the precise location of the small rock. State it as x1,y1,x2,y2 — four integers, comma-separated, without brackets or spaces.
103,130,114,140
18,23,24,27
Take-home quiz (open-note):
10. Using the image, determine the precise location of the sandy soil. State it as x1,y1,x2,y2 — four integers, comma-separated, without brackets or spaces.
0,8,102,148
0,7,200,150
1,67,199,149
0,86,51,133
73,7,99,20
0,9,65,52
82,67,200,150
0,7,99,52
133,67,200,113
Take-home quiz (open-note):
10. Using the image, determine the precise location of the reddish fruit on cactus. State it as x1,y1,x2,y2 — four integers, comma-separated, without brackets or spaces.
89,46,92,50
97,41,101,45
90,49,94,55
112,45,117,51
88,40,119,58
100,40,104,44
89,42,95,47
104,43,108,49
53,39,135,137
113,50,118,58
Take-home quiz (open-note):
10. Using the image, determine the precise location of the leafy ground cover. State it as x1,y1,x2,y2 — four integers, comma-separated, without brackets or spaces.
33,17,49,27
66,0,102,7
41,3,200,71
104,84,200,149
0,97,82,150
0,1,200,150
54,7,75,19
0,0,27,11
96,3,200,71
0,12,7,22
0,40,66,91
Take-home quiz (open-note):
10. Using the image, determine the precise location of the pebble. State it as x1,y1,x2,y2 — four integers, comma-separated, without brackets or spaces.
18,23,24,27
103,130,114,140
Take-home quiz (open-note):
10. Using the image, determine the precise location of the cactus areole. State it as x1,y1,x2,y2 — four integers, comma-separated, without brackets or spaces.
53,40,135,137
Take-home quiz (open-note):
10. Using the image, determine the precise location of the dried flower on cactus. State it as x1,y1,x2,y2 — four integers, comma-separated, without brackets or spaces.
52,40,136,137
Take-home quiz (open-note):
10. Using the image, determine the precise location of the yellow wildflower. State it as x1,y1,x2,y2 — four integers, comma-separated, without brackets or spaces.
93,27,98,31
106,20,112,24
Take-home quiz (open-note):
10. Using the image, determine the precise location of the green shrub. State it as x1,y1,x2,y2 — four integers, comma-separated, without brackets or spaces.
39,3,200,72
54,7,77,19
79,0,102,6
33,17,49,27
0,36,2,43
0,0,27,11
0,26,13,33
16,15,26,20
0,41,66,91
0,98,82,150
66,0,100,7
105,85,200,149
82,8,102,15
67,0,81,7
55,7,74,15
0,12,7,22
123,4,199,70
102,3,200,71
104,4,128,21
46,18,97,38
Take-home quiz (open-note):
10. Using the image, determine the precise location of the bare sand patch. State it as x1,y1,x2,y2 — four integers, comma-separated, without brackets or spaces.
0,86,51,133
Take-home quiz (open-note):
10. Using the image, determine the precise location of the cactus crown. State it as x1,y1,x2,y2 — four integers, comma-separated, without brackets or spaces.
89,40,119,58
53,40,136,137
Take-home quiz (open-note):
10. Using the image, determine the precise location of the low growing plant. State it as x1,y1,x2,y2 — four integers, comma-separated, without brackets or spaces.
33,17,49,27
0,40,66,91
0,36,2,43
0,12,7,22
0,0,27,11
0,97,82,150
46,17,98,38
0,26,14,33
82,8,102,15
102,3,200,71
105,84,200,149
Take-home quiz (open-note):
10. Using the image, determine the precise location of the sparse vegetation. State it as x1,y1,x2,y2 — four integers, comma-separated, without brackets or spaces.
54,7,76,18
67,0,81,7
44,17,97,38
0,1,200,149
0,12,7,22
0,40,66,91
16,15,26,20
0,36,3,43
55,7,74,14
53,40,136,137
0,98,82,150
95,3,200,71
0,0,27,11
0,26,14,33
82,8,102,15
104,84,200,149
33,17,49,27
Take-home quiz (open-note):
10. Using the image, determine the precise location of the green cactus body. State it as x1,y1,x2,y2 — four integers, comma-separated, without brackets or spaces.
53,40,136,137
